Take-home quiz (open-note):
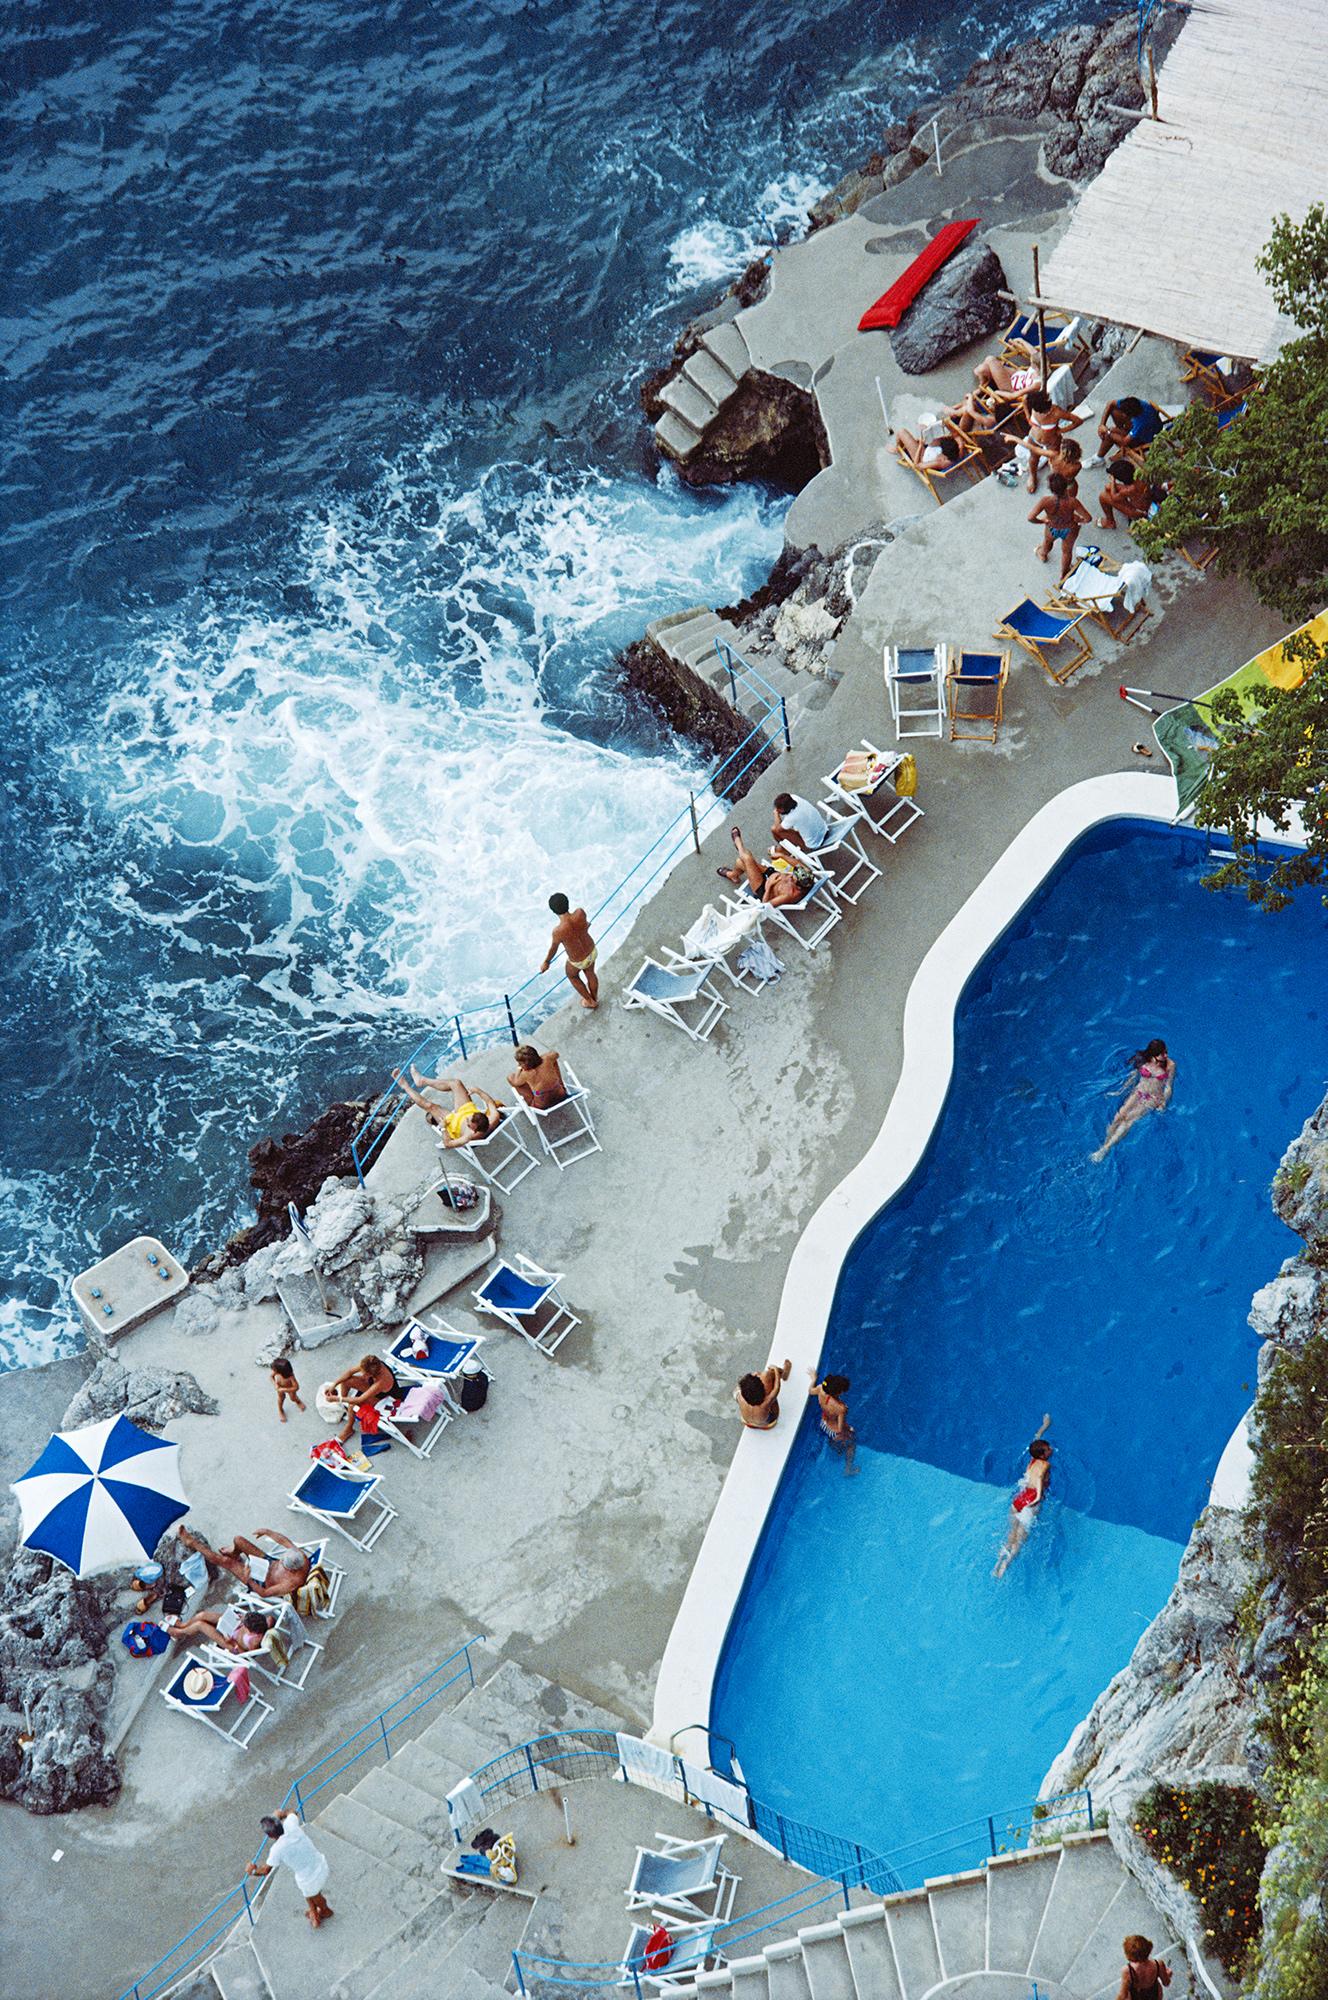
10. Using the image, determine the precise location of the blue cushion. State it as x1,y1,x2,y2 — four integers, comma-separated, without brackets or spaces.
167,1664,227,1709
481,1267,550,1315
390,1332,472,1375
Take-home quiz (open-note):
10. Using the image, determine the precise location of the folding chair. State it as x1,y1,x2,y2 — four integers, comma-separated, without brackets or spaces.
1000,311,1088,373
447,1112,540,1195
620,1917,725,1991
212,1599,324,1694
675,902,769,997
387,1320,485,1386
1050,559,1152,645
884,644,946,740
822,738,924,844
232,1534,346,1623
801,807,882,905
288,1462,397,1551
161,1656,274,1748
725,870,841,953
473,1253,580,1358
947,649,1009,743
519,1061,601,1171
994,599,1093,684
892,430,983,504
622,958,729,1043
625,1834,740,1921
1181,349,1248,410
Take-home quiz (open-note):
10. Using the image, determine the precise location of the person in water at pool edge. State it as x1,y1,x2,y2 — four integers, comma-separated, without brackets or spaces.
993,1415,1052,1578
808,1369,858,1475
1093,1038,1175,1161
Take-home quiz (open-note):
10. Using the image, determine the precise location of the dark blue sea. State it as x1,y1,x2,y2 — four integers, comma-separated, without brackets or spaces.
1,0,1094,1367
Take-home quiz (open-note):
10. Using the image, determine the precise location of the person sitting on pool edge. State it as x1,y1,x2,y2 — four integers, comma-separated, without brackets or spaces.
735,1358,793,1430
808,1368,858,1475
1093,1038,1176,1161
993,1423,1053,1578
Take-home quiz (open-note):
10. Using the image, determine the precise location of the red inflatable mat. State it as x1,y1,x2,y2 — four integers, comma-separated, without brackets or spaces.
857,218,979,331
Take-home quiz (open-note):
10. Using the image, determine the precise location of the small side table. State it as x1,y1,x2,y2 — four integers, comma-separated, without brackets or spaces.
72,1236,189,1346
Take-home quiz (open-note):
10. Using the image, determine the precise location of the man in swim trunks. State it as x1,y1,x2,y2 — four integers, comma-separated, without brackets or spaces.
993,1422,1053,1578
1028,472,1090,580
392,1068,505,1147
177,1525,311,1599
735,1358,792,1430
808,1369,858,1475
541,893,599,1010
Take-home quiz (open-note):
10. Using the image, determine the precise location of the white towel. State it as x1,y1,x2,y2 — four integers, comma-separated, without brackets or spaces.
446,1777,485,1840
616,1733,677,1788
681,1760,751,1826
1047,362,1077,410
1117,560,1154,613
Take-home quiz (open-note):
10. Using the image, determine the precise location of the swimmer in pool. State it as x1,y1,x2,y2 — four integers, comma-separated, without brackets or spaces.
808,1369,858,1476
993,1416,1053,1578
1093,1039,1175,1161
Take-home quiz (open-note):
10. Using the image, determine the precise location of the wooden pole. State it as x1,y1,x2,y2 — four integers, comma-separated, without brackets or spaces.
1032,244,1047,386
1147,45,1159,118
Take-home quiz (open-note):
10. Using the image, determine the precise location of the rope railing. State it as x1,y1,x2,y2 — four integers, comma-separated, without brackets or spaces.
116,1635,487,2000
349,643,790,1182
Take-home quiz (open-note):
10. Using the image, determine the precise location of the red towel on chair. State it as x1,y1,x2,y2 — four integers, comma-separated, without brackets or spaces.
857,219,979,330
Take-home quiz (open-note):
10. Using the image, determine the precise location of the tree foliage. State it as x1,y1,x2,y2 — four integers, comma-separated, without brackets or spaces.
1134,205,1328,622
1195,631,1328,907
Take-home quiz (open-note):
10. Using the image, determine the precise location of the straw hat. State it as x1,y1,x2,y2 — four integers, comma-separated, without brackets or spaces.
183,1666,214,1700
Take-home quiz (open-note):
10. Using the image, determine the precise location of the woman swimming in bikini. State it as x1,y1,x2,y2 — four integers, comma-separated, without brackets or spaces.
1093,1039,1176,1161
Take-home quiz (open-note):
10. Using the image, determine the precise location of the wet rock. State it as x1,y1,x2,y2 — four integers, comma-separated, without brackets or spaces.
1272,1095,1328,1255
60,1356,218,1431
668,371,829,493
889,240,1008,375
192,1096,384,1278
0,1673,120,1814
1248,1260,1326,1349
734,524,894,680
614,636,755,775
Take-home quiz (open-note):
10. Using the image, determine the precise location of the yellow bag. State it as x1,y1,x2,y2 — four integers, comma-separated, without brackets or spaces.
894,754,918,798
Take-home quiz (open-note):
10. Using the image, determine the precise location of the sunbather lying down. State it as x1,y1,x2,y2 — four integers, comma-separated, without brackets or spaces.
177,1525,310,1598
717,826,811,906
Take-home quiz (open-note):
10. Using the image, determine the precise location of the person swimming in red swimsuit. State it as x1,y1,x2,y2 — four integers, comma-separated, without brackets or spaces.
993,1417,1053,1578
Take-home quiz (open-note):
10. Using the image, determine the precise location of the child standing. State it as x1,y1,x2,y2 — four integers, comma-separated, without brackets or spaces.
270,1357,305,1423
1029,473,1091,580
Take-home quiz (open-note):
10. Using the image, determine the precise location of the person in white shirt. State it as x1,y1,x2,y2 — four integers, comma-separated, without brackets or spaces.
248,1810,333,1928
771,792,828,854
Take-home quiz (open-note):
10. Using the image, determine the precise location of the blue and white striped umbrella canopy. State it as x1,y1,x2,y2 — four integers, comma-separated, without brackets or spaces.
10,1414,189,1577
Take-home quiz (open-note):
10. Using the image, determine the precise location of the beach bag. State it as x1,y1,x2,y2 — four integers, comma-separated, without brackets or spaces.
894,754,918,798
643,1926,673,1972
458,1367,489,1414
121,1620,169,1659
316,1382,346,1423
437,1180,480,1211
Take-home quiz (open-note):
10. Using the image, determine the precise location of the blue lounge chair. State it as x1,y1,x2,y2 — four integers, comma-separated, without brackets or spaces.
161,1655,274,1748
625,1834,739,1921
993,599,1093,684
947,649,1009,742
884,644,945,740
623,959,729,1043
620,1917,725,1991
288,1462,397,1552
387,1322,484,1385
472,1253,580,1358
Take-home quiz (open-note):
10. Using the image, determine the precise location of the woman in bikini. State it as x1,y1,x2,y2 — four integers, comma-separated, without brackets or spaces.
506,1044,568,1110
391,1068,505,1148
1117,1935,1171,2000
1093,1039,1176,1161
1022,389,1083,493
1029,472,1091,580
735,1359,792,1430
808,1369,858,1475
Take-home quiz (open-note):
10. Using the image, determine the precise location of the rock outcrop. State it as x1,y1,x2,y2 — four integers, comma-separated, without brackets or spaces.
60,1355,219,1431
240,1173,425,1332
0,1551,120,1813
729,525,894,681
614,635,755,771
645,368,829,493
192,1096,381,1276
890,240,1009,375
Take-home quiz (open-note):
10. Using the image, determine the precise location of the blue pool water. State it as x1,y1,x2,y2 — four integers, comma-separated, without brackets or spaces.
712,820,1328,1863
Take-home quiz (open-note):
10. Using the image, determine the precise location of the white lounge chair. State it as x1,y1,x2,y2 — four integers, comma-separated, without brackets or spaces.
625,1834,739,1921
622,958,729,1043
822,738,924,844
800,806,881,906
472,1253,579,1358
288,1462,397,1552
620,1916,725,1991
386,1320,485,1387
236,1534,346,1623
884,644,946,739
445,1112,540,1195
724,870,841,953
210,1598,324,1694
519,1061,602,1171
161,1655,274,1748
676,902,770,996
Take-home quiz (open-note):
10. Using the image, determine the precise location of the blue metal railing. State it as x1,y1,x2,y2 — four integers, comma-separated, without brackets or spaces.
349,642,790,1182
116,1635,487,2000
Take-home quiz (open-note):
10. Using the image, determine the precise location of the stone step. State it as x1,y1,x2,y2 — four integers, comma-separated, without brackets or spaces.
839,1905,904,2000
683,348,743,411
443,1886,534,1986
1086,1940,1195,2000
648,603,714,637
882,1891,942,1999
660,372,719,432
443,1970,515,2000
350,1764,450,1839
656,410,704,461
797,1922,857,2000
210,1939,275,2000
379,1737,469,1806
1028,1834,1125,1985
1063,1876,1177,1997
316,1792,435,1880
730,1954,772,1999
250,1824,435,2000
419,1708,500,1778
341,1889,485,2000
453,1657,628,1745
675,620,741,670
652,611,724,662
765,1938,813,2000
927,1868,987,1978
701,320,751,381
985,1848,1059,1974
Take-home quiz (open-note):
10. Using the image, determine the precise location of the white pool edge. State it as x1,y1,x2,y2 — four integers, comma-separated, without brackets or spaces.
652,770,1223,1749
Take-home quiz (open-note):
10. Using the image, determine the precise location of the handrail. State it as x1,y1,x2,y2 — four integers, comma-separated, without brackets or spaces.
349,643,789,1181
117,1634,488,2000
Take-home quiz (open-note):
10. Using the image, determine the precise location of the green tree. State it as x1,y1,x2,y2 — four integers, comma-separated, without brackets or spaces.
1196,631,1328,907
1135,205,1328,622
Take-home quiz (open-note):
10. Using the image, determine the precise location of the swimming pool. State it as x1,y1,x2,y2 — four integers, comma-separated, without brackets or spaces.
709,816,1328,1862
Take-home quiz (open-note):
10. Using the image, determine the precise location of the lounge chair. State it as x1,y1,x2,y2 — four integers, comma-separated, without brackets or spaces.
822,739,924,844
675,903,769,997
622,958,729,1043
161,1655,274,1748
947,650,1009,743
1181,348,1248,409
518,1060,601,1171
725,871,841,953
212,1597,324,1693
892,430,983,504
993,599,1093,684
620,1917,725,1991
472,1253,579,1358
288,1462,397,1552
1050,558,1152,644
387,1320,485,1387
374,1378,456,1460
446,1112,540,1195
799,806,882,906
884,644,946,740
625,1834,740,1921
252,1534,345,1622
1000,311,1088,372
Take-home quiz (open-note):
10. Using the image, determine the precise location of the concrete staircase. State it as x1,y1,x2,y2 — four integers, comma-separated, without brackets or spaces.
654,320,753,465
668,1831,1197,2000
209,1651,626,2000
646,607,805,732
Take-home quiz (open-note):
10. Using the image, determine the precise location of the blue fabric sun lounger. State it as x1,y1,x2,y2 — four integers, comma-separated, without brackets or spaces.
288,1462,397,1551
473,1254,580,1358
994,598,1093,684
161,1655,274,1748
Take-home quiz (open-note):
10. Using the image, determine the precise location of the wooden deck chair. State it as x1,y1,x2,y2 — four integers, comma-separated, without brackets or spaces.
1000,311,1088,374
993,599,1093,684
1049,560,1152,645
947,649,1009,742
892,429,983,504
1180,349,1249,409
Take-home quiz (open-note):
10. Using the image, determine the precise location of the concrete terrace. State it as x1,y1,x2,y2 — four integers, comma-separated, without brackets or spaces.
1,115,1287,2000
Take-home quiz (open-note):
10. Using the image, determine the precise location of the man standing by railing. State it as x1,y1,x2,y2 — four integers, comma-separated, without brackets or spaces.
540,893,600,1011
247,1810,333,1930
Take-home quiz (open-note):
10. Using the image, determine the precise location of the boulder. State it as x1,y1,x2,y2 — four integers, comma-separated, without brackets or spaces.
0,1553,121,1814
60,1356,218,1431
1248,1259,1326,1349
0,1674,119,1814
1272,1095,1328,1253
263,1174,427,1332
889,240,1008,375
172,1287,222,1338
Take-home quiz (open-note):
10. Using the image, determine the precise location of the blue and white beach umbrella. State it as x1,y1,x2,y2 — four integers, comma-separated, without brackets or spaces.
9,1414,189,1577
